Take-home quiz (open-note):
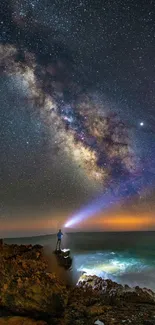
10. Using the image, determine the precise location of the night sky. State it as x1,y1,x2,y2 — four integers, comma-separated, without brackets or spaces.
0,0,155,236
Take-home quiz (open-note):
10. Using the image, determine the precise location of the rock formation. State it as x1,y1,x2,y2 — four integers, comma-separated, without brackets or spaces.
0,244,67,319
0,243,155,325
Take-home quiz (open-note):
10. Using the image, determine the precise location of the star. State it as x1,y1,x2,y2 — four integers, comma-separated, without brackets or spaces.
0,0,155,237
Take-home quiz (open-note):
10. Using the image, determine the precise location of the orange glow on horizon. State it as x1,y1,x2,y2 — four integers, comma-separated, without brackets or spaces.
102,215,154,230
83,213,155,231
1,212,155,235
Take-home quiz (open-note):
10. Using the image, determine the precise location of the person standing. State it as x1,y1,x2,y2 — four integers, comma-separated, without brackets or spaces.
56,229,63,250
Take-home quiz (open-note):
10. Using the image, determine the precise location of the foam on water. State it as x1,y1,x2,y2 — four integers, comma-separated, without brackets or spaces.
73,251,155,290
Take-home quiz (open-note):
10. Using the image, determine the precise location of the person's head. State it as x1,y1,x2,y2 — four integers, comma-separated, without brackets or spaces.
59,229,61,232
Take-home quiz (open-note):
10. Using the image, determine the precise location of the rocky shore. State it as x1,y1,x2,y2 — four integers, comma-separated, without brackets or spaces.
0,242,155,325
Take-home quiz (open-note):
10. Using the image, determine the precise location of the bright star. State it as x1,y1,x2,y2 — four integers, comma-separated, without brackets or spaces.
140,122,144,126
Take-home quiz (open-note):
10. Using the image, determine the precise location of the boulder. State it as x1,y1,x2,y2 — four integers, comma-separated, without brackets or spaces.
54,249,72,269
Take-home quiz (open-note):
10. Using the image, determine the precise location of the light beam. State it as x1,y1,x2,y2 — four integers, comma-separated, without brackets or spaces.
64,175,152,228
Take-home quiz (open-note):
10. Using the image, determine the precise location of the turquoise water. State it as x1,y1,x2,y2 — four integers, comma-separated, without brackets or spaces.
5,231,155,290
73,250,155,290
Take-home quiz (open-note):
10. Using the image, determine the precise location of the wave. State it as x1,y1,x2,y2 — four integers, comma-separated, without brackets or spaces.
73,250,155,290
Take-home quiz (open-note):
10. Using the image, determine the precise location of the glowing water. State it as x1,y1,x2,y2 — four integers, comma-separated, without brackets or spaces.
74,251,155,290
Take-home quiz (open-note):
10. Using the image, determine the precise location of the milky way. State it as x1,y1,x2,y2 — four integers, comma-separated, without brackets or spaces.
0,42,137,191
1,0,155,231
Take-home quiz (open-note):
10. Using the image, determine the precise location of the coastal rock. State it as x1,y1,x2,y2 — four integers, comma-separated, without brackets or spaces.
0,244,67,317
66,286,155,325
0,317,47,325
77,275,155,305
1,243,155,325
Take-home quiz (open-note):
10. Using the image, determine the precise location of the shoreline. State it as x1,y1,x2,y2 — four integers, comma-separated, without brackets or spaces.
0,242,155,325
3,234,155,290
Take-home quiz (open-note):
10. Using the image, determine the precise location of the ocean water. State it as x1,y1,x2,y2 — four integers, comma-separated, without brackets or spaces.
5,231,155,291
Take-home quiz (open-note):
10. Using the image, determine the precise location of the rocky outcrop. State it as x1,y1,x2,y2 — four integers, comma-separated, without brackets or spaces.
66,285,155,325
1,243,155,325
0,244,67,318
72,275,155,324
54,249,72,269
77,274,155,305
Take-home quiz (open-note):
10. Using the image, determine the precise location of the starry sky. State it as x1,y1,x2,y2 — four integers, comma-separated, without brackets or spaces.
0,0,155,237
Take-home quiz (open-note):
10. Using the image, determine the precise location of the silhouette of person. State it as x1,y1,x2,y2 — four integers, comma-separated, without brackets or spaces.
56,229,63,250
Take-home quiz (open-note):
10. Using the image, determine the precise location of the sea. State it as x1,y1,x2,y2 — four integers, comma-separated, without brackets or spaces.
5,231,155,291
